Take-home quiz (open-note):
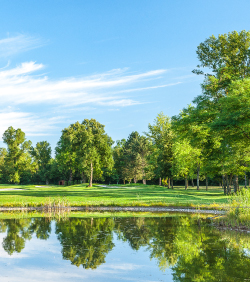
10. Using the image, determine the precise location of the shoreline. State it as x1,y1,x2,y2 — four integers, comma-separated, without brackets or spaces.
0,205,225,214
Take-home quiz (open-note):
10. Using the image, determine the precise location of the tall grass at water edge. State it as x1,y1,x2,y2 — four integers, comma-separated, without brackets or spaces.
217,188,250,228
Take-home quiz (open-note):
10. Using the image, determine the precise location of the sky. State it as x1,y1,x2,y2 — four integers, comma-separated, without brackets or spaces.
0,0,250,151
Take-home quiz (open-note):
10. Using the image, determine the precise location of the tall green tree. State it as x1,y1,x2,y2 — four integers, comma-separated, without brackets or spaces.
0,148,7,181
72,119,114,187
188,30,250,192
193,30,250,97
56,124,78,183
123,131,151,184
112,139,126,184
2,126,35,184
172,105,221,190
56,119,113,187
31,141,52,184
147,112,174,186
172,139,199,189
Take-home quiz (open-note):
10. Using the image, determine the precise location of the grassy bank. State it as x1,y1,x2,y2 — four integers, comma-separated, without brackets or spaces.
0,210,213,220
214,188,250,229
0,183,228,209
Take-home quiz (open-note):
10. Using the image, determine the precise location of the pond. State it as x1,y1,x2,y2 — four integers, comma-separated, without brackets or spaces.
0,212,250,281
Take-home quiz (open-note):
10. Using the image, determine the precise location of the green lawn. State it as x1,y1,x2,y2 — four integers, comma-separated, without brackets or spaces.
0,183,229,209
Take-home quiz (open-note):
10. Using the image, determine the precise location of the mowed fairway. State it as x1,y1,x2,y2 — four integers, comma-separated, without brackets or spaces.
0,183,229,208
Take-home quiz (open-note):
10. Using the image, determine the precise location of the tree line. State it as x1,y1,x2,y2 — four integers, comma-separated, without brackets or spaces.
1,30,250,192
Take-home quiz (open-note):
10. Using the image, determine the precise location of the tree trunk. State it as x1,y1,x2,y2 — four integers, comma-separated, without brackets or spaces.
134,177,137,184
197,164,200,190
228,174,233,195
233,175,239,193
245,172,247,188
89,162,93,187
191,179,194,187
223,175,227,195
185,176,188,190
226,175,230,195
142,179,146,185
168,178,170,189
205,176,208,191
46,179,49,185
123,179,125,185
159,177,162,186
236,175,239,192
171,178,174,189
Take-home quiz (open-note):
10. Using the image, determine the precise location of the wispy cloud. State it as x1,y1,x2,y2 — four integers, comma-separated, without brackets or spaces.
0,111,62,137
0,34,44,57
0,62,167,107
115,82,182,94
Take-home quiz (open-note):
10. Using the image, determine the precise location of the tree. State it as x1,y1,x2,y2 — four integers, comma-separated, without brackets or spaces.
193,30,250,97
56,119,113,187
55,125,77,183
2,126,35,184
0,148,7,181
172,105,221,190
73,119,113,187
172,139,199,189
147,112,174,186
112,139,126,184
122,131,151,184
190,31,250,193
31,141,52,184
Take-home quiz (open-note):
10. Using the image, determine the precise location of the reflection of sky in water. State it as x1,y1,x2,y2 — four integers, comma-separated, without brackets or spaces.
244,248,250,258
0,222,172,282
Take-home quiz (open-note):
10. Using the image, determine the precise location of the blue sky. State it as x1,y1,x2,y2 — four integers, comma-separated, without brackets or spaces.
0,0,250,151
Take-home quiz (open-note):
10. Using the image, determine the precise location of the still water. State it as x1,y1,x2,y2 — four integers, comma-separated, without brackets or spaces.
0,213,250,282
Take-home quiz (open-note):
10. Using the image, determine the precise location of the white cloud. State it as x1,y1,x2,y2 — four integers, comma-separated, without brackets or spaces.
0,111,62,137
115,82,182,93
0,54,185,136
0,34,44,57
0,63,167,107
0,63,169,136
97,99,142,107
0,62,172,136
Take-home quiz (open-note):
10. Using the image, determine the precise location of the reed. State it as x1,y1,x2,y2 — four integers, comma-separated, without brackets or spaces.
215,188,250,228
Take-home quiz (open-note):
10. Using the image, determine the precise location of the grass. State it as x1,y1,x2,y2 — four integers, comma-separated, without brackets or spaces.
0,183,229,209
214,188,250,228
0,210,212,220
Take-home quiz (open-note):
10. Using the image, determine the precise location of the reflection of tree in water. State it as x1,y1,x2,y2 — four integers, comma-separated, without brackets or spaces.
114,217,179,270
115,217,151,250
28,218,51,240
147,217,179,270
0,215,250,280
0,218,51,255
115,216,250,280
0,219,32,255
171,217,250,281
55,218,115,269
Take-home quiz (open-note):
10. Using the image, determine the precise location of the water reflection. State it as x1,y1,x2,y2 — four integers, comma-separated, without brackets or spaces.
56,218,115,268
0,214,250,281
